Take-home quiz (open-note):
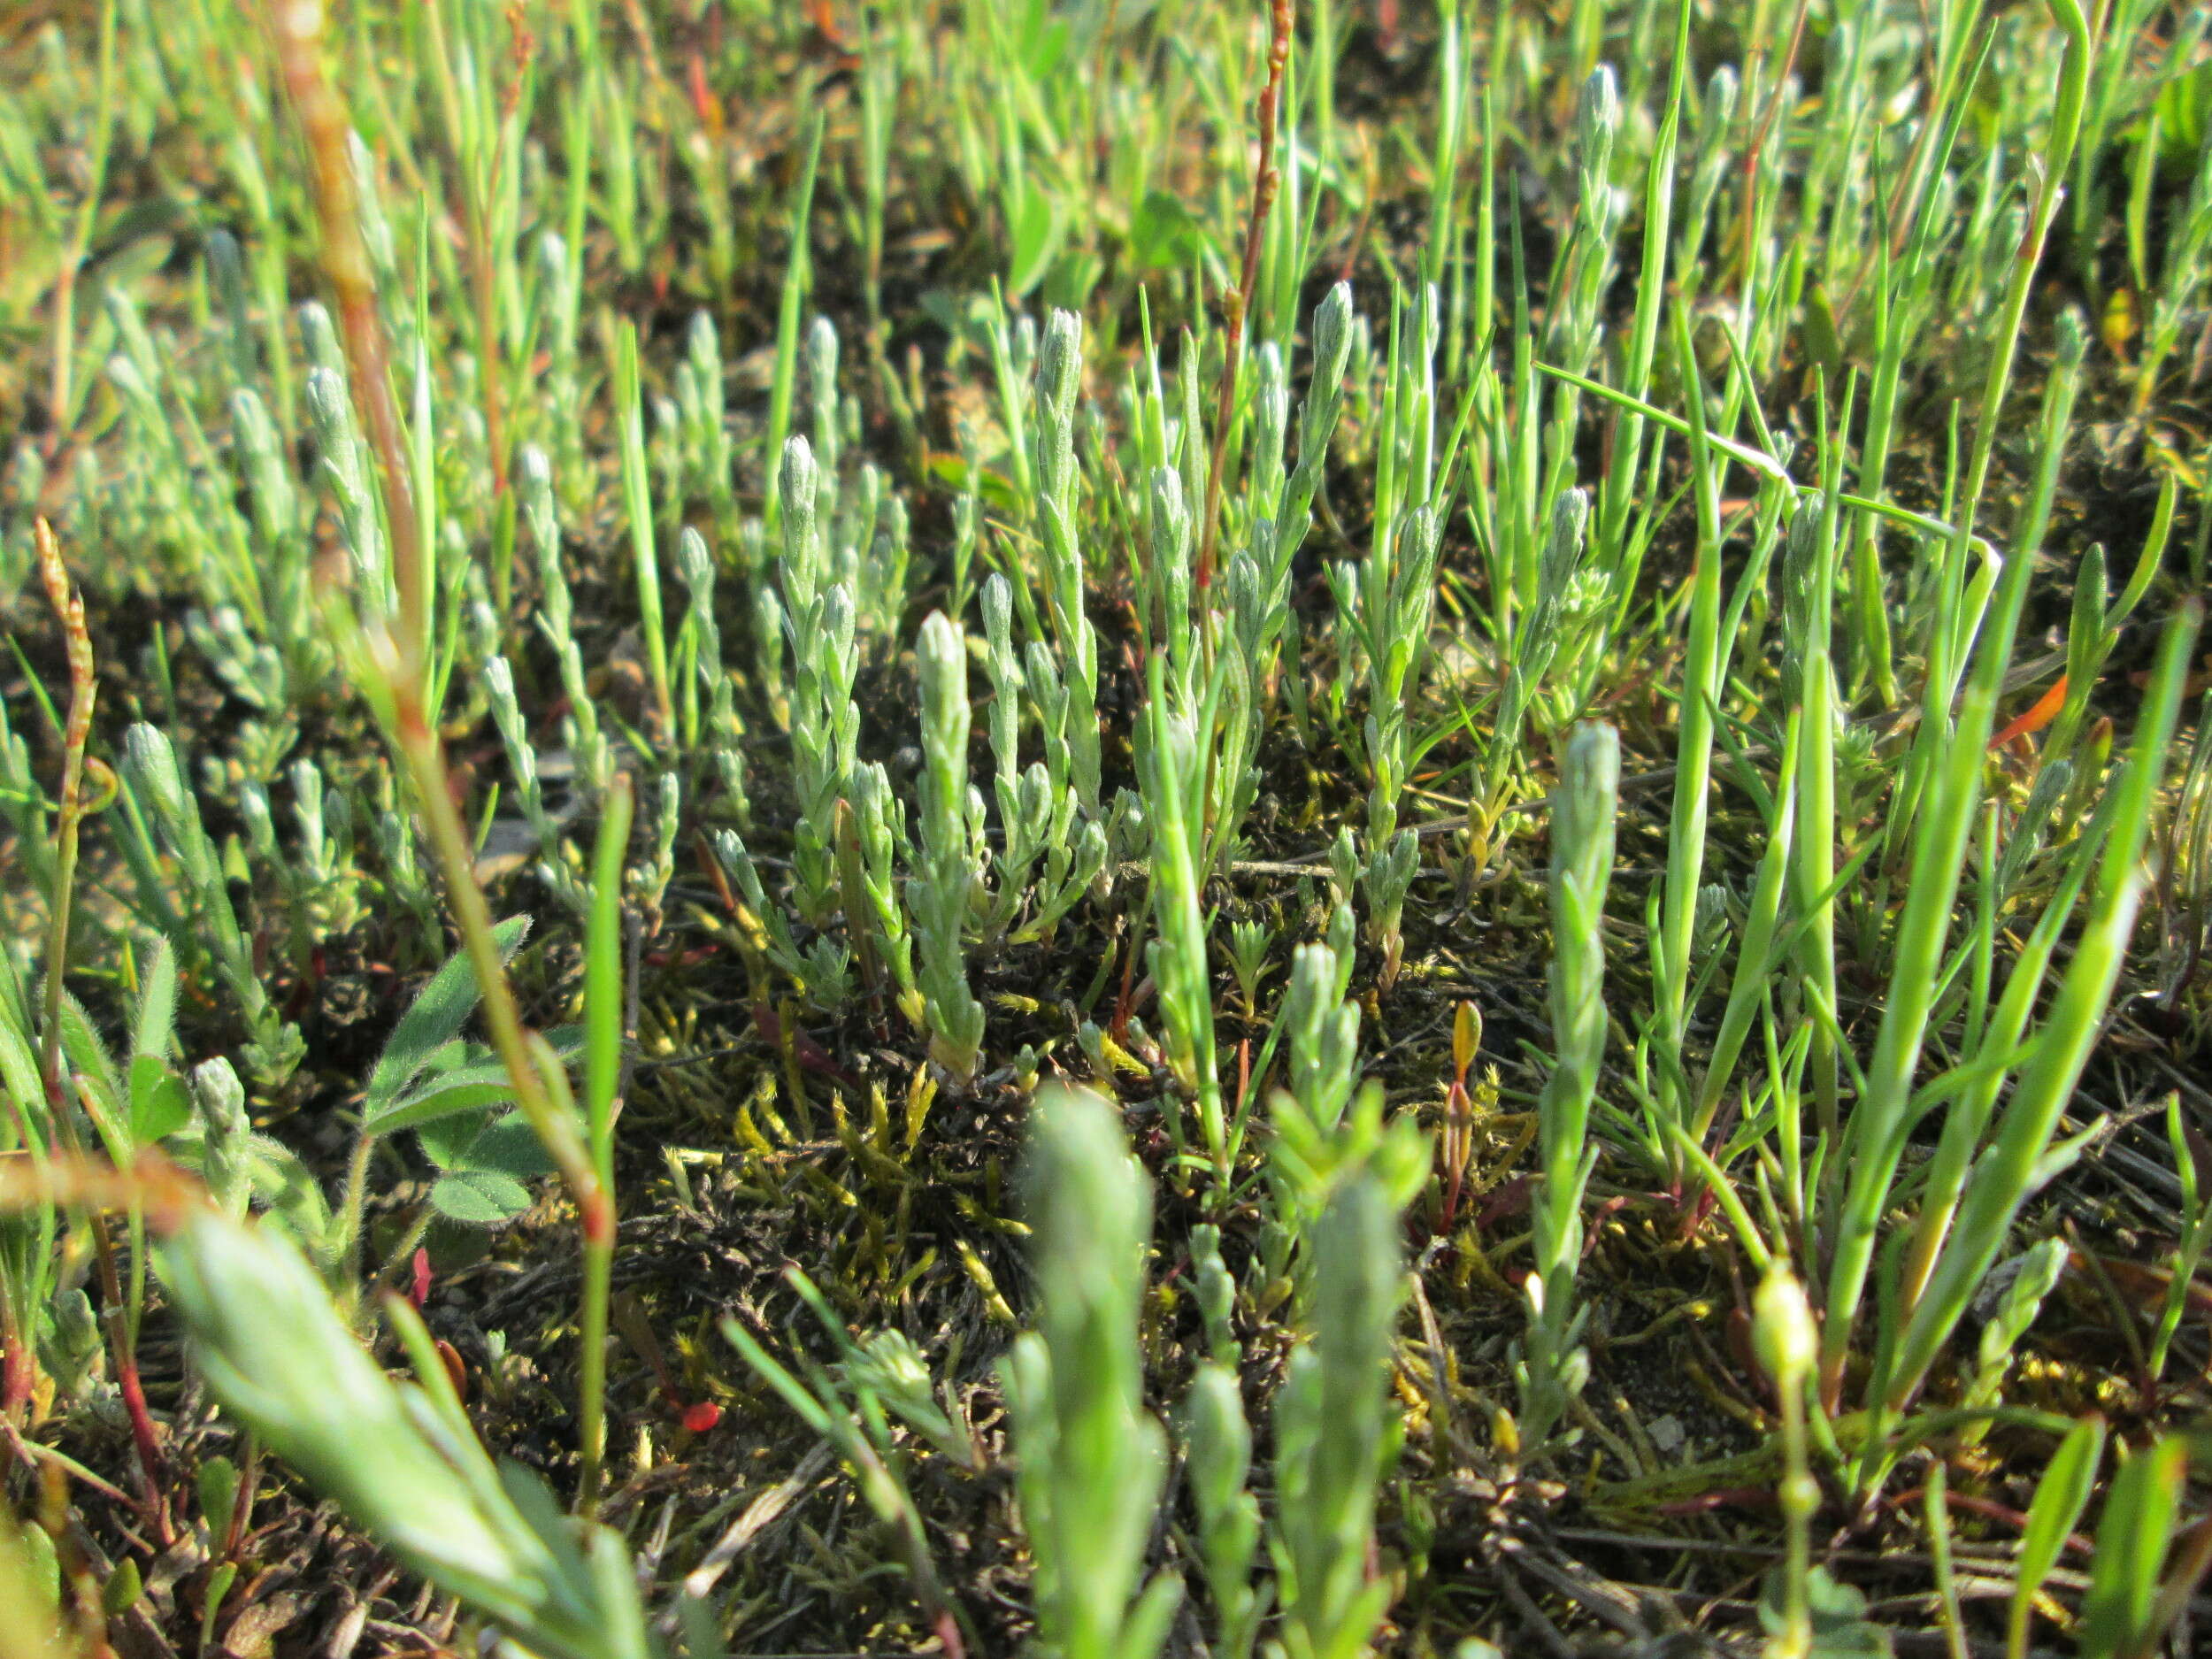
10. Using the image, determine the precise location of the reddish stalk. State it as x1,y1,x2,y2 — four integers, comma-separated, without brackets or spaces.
0,1309,30,1422
1733,0,1813,295
1195,0,1294,594
34,521,172,1544
423,0,534,502
1436,1002,1480,1237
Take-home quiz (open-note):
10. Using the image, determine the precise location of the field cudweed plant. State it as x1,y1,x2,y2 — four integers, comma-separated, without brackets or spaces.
2,0,2210,1653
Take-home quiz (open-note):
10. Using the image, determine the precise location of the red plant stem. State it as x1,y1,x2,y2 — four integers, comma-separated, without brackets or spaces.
425,0,529,502
32,523,173,1542
1438,1080,1471,1236
0,1314,29,1421
103,1262,167,1517
1889,1487,2093,1557
1196,0,1294,594
1735,0,1812,293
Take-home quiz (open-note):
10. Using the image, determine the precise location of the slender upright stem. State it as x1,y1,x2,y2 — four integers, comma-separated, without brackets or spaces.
35,521,172,1543
1816,0,2095,1408
1196,0,1293,594
273,0,426,657
34,522,93,1163
577,774,635,1516
269,0,611,1268
46,0,117,449
422,0,517,499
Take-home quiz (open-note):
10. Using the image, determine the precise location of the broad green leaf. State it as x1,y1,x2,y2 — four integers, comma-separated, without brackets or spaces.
1006,185,1064,298
7,1503,62,1617
1760,1567,1892,1656
197,1455,240,1542
128,1054,194,1146
59,991,129,1159
419,1107,495,1171
373,1026,584,1141
1129,191,1205,272
245,1131,337,1255
367,1029,582,1139
364,1064,522,1139
457,1114,558,1184
131,936,178,1061
0,1002,43,1149
2156,60,2209,161
1805,1569,1891,1655
429,1169,533,1226
922,453,1021,513
365,917,531,1108
1013,0,1070,80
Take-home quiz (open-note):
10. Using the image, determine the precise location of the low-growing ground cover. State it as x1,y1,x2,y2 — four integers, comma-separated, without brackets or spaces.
3,0,2212,1654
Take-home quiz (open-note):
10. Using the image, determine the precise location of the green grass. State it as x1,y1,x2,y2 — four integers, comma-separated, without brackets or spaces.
3,0,2212,1653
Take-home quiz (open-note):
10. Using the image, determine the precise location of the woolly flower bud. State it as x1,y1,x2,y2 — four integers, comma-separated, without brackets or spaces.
779,436,818,557
918,611,968,738
1038,310,1083,421
1312,281,1353,379
1538,488,1591,598
2054,305,2088,370
677,526,712,588
806,314,839,399
1150,465,1189,550
126,724,188,823
1701,64,1739,127
1575,65,1620,173
1552,722,1620,899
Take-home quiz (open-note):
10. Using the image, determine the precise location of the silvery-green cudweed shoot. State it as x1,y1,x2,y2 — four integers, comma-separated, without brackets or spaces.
707,825,821,1000
1030,311,1102,817
123,725,304,1087
841,762,917,1025
1548,68,1625,380
235,757,362,946
1263,283,1356,620
1002,1087,1181,1659
914,612,986,1085
1224,917,1273,1015
482,655,589,914
676,312,736,536
978,575,1104,946
1482,488,1590,813
1271,1172,1410,1659
1334,308,1446,848
520,444,611,798
1279,941,1359,1143
12,0,2210,1645
1182,1361,1263,1659
1517,720,1617,1450
675,526,750,827
1139,652,1227,1184
776,436,862,926
1357,829,1421,996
